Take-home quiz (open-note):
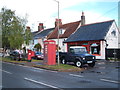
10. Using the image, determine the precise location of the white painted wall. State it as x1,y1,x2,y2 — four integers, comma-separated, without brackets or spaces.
51,38,67,52
33,38,67,53
105,21,119,49
40,38,48,53
118,28,120,48
101,41,106,59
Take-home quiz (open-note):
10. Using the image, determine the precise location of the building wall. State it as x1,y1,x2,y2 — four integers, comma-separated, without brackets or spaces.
99,41,106,59
22,40,35,51
33,38,67,53
118,28,120,48
30,39,44,52
105,22,119,49
51,38,67,52
37,39,43,52
38,38,47,53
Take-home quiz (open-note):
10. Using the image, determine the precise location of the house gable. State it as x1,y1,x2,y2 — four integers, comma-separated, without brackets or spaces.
105,21,120,49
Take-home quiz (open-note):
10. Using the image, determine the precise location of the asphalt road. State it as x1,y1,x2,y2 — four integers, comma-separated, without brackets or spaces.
1,60,120,89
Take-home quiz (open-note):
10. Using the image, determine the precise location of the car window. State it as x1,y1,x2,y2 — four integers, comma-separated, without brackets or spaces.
36,52,42,55
70,49,74,53
13,51,19,54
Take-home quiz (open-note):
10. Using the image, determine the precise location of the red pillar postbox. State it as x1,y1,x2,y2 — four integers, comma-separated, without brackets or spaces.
27,49,35,62
44,40,56,65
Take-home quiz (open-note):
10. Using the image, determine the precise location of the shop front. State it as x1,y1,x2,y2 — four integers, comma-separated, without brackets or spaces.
67,40,106,59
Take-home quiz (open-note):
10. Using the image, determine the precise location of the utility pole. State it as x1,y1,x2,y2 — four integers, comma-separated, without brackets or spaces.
54,0,60,65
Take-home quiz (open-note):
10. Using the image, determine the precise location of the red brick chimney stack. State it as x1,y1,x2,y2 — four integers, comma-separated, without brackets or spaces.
38,23,44,31
55,19,62,27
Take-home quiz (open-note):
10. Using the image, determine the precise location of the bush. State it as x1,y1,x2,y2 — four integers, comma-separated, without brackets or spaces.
34,43,42,51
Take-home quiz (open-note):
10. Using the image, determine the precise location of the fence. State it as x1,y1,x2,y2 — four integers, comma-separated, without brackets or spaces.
106,49,120,60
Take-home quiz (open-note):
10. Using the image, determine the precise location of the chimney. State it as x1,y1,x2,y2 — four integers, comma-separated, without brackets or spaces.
26,26,31,30
38,23,44,31
55,19,62,27
81,11,85,25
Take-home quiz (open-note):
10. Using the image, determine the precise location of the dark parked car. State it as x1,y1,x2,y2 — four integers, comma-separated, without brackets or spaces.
9,50,24,61
34,52,44,60
58,46,96,67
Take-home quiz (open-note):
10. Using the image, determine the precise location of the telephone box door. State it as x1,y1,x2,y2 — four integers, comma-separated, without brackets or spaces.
44,40,56,65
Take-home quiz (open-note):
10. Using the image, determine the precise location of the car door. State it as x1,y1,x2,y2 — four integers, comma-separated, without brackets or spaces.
67,48,75,62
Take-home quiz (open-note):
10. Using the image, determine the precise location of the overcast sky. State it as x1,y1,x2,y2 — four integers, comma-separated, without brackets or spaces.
0,0,119,32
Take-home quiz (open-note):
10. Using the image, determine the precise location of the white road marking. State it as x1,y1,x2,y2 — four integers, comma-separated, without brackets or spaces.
45,70,58,73
24,77,61,89
69,74,84,78
18,65,23,66
0,69,12,74
18,65,31,68
101,79,120,84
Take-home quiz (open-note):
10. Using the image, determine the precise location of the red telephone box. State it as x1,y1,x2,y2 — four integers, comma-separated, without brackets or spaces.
44,40,56,65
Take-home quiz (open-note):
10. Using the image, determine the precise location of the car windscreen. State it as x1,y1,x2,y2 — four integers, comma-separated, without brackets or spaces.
70,48,87,54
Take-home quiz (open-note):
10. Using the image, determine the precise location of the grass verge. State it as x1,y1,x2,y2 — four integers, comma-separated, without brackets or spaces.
33,64,83,72
2,57,84,72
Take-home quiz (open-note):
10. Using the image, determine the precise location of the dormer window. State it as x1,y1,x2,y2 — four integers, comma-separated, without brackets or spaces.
59,29,65,35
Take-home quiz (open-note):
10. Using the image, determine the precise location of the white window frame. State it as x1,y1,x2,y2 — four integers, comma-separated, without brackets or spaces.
59,29,65,35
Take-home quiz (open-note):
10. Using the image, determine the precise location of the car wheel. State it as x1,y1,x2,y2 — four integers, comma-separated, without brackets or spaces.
88,62,95,67
75,61,82,67
61,58,66,64
14,56,16,60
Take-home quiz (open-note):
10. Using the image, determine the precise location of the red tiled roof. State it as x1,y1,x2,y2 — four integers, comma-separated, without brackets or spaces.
47,20,81,39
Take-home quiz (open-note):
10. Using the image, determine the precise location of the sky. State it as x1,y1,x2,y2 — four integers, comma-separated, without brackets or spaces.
0,0,119,32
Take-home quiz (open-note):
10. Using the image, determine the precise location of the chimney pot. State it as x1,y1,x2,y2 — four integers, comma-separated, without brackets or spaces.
82,11,84,16
38,23,44,31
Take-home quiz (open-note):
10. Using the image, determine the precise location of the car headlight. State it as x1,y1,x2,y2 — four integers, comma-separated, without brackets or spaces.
38,56,41,58
93,57,95,59
83,57,85,60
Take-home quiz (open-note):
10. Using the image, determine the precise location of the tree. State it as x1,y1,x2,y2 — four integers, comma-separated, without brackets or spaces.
1,7,32,50
8,16,24,49
23,27,33,54
2,7,14,50
24,27,32,45
34,43,42,52
0,12,2,48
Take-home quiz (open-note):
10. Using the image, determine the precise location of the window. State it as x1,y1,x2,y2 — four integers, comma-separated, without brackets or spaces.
90,43,100,55
82,43,88,45
59,29,65,35
111,29,116,36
